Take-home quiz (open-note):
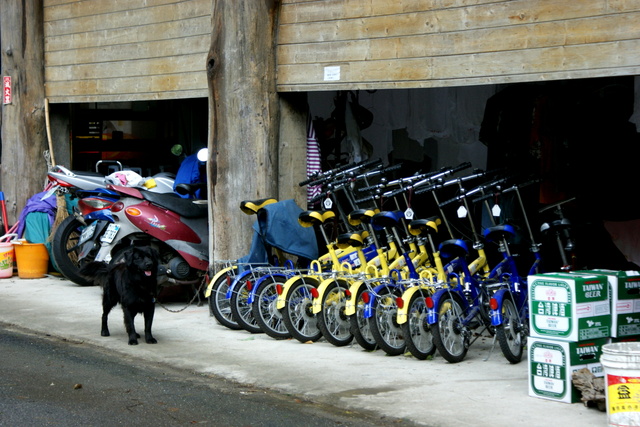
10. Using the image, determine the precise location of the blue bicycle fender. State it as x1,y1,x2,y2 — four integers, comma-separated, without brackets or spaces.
426,288,448,325
247,273,289,305
225,269,254,299
489,288,509,327
363,283,398,319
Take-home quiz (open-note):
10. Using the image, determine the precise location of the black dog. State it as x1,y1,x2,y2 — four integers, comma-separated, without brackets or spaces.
80,246,160,345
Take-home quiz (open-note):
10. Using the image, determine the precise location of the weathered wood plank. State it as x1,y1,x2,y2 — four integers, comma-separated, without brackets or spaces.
46,35,210,66
278,13,640,64
45,15,211,51
46,71,208,96
44,0,211,37
277,38,640,85
278,0,640,44
278,66,640,92
47,89,208,104
44,0,186,21
45,53,206,81
279,0,513,24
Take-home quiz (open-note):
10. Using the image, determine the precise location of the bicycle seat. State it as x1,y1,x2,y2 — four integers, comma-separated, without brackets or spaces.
372,210,404,229
336,232,366,249
540,218,571,234
348,209,377,226
408,217,441,236
240,198,278,215
298,210,335,227
483,224,516,242
439,239,469,259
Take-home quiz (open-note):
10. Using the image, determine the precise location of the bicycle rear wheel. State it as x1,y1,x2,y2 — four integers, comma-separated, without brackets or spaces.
369,284,405,356
230,277,263,334
431,293,468,363
252,276,291,340
281,278,322,343
317,280,353,347
208,271,242,330
401,288,435,360
495,294,527,364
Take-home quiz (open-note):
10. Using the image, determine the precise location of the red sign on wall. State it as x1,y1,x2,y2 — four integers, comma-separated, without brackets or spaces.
3,76,12,105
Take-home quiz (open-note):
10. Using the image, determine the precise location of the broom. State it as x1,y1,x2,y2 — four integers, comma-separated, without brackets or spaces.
45,98,70,241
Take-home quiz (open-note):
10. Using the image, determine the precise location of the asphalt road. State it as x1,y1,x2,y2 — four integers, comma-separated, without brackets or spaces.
0,324,416,426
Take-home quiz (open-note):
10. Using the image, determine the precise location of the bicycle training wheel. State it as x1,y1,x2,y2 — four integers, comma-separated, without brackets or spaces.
317,279,353,347
369,284,405,356
349,286,378,351
251,275,291,340
208,270,242,330
281,278,322,343
230,276,263,334
431,293,468,363
495,294,527,364
401,288,436,360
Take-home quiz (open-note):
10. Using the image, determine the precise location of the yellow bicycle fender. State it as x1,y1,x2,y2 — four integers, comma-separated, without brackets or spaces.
204,266,237,298
275,275,319,310
344,280,366,316
397,285,430,325
312,277,350,314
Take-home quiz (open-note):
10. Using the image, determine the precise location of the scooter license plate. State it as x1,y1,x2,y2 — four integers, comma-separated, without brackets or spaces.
78,222,97,247
100,223,120,244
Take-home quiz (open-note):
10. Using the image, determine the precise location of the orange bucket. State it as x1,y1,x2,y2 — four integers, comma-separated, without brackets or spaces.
12,241,49,279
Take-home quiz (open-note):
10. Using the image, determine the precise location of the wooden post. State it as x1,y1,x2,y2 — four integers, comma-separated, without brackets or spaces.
0,0,47,226
206,0,281,261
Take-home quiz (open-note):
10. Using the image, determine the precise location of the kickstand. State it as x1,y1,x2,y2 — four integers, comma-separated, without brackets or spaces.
484,334,498,362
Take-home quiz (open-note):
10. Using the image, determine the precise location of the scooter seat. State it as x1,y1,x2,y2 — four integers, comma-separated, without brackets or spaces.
142,191,208,219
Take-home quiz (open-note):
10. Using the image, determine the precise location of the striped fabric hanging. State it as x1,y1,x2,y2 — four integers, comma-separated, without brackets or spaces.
306,116,322,206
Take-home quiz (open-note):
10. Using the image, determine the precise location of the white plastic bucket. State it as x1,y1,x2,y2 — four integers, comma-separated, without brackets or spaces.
0,233,17,278
602,342,640,427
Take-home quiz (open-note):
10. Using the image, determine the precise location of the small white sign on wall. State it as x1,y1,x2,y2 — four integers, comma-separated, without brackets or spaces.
324,66,341,81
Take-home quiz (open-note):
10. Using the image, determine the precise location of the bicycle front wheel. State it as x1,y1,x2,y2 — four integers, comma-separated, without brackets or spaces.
350,287,377,351
230,277,263,334
208,271,242,330
401,288,435,360
282,279,322,343
317,280,353,347
431,294,468,363
252,276,291,340
495,294,527,364
369,284,405,356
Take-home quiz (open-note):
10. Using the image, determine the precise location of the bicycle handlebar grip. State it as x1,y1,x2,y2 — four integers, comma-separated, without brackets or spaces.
439,194,464,208
448,161,473,175
355,194,376,204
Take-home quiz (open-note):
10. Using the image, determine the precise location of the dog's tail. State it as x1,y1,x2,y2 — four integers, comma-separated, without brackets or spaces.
79,261,109,287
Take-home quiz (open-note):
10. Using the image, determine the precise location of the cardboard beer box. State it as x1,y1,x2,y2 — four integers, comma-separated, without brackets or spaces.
529,273,611,342
528,336,608,403
579,269,640,338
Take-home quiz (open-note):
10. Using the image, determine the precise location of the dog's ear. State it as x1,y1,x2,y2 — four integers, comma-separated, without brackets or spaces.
126,247,138,268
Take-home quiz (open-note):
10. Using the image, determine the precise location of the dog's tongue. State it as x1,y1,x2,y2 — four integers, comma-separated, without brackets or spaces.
145,270,152,277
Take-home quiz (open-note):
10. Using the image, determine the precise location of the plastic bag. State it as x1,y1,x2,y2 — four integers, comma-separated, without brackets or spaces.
106,170,147,188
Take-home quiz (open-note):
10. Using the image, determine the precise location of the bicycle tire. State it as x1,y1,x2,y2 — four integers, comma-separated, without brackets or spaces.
281,278,322,343
251,276,291,340
431,293,468,363
349,287,378,351
401,288,436,360
230,277,263,334
317,279,353,347
495,294,527,364
208,271,242,330
51,216,94,286
369,284,405,356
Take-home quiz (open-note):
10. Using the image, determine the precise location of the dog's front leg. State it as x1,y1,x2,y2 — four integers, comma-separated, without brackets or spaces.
123,309,139,345
143,305,157,344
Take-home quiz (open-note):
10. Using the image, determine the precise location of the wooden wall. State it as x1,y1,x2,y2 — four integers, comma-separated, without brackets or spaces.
44,0,212,103
277,0,640,91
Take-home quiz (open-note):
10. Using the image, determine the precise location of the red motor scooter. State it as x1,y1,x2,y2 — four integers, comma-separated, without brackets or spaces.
91,182,209,288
